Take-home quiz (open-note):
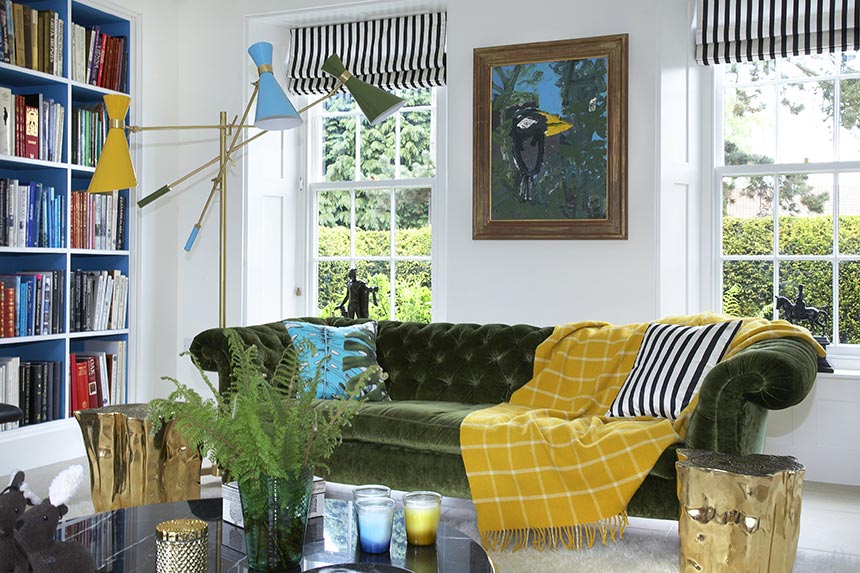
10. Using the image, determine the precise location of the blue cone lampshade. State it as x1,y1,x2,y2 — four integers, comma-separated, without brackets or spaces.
88,94,137,193
321,55,404,125
248,42,302,130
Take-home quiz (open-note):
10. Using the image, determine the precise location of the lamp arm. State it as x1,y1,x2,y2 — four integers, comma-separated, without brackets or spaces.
296,81,343,114
127,124,256,132
183,83,261,251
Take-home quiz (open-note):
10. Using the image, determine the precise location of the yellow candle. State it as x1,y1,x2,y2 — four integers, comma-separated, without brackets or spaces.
403,491,442,546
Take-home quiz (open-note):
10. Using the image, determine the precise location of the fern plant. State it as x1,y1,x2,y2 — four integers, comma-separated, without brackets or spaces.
149,329,372,483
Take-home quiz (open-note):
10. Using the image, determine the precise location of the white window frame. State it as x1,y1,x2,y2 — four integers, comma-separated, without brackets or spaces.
304,87,445,321
711,57,860,368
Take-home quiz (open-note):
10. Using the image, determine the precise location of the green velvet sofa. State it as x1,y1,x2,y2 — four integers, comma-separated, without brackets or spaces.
189,317,819,520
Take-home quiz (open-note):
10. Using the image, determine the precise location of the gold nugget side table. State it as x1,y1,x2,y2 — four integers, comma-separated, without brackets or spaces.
75,403,202,512
676,448,805,573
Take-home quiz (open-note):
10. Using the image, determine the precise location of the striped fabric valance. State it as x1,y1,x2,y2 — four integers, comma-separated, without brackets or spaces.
696,0,860,65
287,12,446,95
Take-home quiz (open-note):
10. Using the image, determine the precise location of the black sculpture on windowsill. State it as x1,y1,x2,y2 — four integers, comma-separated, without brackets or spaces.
338,268,379,319
775,284,833,373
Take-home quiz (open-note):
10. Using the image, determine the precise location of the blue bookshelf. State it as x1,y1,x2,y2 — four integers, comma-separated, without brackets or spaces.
0,0,134,432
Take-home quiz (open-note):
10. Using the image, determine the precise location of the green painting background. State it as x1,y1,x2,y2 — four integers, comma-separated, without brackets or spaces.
490,57,609,221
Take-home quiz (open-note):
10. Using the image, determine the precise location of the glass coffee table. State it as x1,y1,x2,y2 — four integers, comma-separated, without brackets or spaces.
58,497,494,572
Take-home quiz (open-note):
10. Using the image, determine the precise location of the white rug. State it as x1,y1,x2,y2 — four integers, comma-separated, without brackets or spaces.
485,535,860,573
436,517,860,573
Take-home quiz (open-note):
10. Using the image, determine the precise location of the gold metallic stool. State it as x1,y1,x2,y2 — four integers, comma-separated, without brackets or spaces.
676,448,805,573
156,518,208,573
75,403,202,512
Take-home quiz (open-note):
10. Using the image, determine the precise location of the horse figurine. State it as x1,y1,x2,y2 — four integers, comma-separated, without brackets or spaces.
775,295,829,333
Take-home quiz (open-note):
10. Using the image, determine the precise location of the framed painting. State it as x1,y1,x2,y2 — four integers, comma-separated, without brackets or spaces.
472,34,628,240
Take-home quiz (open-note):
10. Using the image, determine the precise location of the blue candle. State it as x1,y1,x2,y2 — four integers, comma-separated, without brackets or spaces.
356,497,395,554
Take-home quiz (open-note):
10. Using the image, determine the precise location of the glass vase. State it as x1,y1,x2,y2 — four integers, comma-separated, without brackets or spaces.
238,467,313,571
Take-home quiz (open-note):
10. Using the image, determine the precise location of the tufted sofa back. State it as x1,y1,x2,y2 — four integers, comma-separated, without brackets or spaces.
189,318,554,404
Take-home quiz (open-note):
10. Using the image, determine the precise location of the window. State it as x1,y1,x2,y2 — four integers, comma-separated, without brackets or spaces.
309,88,436,322
718,52,860,346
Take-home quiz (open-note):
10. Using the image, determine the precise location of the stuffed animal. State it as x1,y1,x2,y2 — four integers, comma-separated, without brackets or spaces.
0,471,40,573
14,466,95,573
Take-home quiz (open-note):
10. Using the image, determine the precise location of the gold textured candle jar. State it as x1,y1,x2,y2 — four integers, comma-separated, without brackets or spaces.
155,519,208,573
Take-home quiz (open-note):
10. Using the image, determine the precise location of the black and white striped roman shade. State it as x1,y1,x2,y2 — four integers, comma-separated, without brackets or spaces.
287,12,446,96
606,320,742,420
696,0,860,65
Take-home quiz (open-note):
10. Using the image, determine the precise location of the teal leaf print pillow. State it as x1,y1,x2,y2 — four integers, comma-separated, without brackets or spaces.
283,321,389,401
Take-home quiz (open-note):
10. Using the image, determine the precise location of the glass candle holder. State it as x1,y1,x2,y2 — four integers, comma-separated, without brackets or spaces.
403,491,442,546
352,484,391,533
352,484,391,502
355,497,396,553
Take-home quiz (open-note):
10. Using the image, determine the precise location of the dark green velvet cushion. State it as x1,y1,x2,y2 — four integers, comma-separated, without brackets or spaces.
323,400,489,455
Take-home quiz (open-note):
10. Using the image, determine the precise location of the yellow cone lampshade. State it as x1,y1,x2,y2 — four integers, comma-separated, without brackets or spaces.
321,55,404,125
88,94,137,194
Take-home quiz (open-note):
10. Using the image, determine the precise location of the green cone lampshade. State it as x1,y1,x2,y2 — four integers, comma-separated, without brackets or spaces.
321,55,404,125
88,94,137,193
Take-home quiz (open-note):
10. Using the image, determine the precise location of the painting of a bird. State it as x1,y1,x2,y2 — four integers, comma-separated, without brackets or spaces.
509,105,573,202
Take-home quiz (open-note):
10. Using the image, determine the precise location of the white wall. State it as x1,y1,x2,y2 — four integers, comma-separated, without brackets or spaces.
765,372,860,486
446,0,664,326
120,0,697,399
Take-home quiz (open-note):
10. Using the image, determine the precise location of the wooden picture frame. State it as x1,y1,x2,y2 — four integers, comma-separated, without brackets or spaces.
472,34,628,240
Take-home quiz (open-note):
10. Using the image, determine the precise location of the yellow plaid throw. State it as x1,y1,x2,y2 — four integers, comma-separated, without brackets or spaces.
460,313,823,550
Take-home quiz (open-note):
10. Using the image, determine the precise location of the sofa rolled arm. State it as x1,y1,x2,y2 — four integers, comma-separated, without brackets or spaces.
189,321,294,393
685,337,818,456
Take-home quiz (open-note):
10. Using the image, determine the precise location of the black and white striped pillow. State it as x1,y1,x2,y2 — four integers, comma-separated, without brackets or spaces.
607,320,742,420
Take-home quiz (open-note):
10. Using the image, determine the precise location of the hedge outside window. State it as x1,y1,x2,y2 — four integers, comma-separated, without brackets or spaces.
311,88,436,322
719,52,860,345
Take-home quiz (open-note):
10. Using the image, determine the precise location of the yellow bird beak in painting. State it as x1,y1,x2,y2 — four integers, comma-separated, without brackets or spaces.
537,111,573,137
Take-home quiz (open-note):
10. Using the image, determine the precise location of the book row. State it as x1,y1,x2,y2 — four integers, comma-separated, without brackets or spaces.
0,88,65,162
71,190,126,250
0,341,128,431
71,24,127,93
0,271,63,338
70,341,127,413
0,179,65,248
0,358,63,428
71,269,127,333
0,3,64,76
71,102,104,167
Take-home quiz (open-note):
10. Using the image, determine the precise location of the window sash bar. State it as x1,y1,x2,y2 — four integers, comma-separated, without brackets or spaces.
717,160,860,177
310,178,436,191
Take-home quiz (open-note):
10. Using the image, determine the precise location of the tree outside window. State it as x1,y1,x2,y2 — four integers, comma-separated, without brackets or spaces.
312,88,435,322
720,53,860,344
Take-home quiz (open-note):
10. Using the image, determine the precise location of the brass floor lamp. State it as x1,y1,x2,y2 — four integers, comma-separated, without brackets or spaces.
88,43,404,328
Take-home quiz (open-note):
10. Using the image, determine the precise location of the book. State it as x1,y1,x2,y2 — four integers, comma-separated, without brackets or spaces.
85,352,107,407
51,360,60,420
72,357,91,411
82,340,126,404
3,285,14,337
4,1,13,66
23,96,38,159
28,5,36,72
0,356,20,429
0,86,12,155
19,361,30,425
0,4,8,63
20,5,30,69
78,355,98,409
